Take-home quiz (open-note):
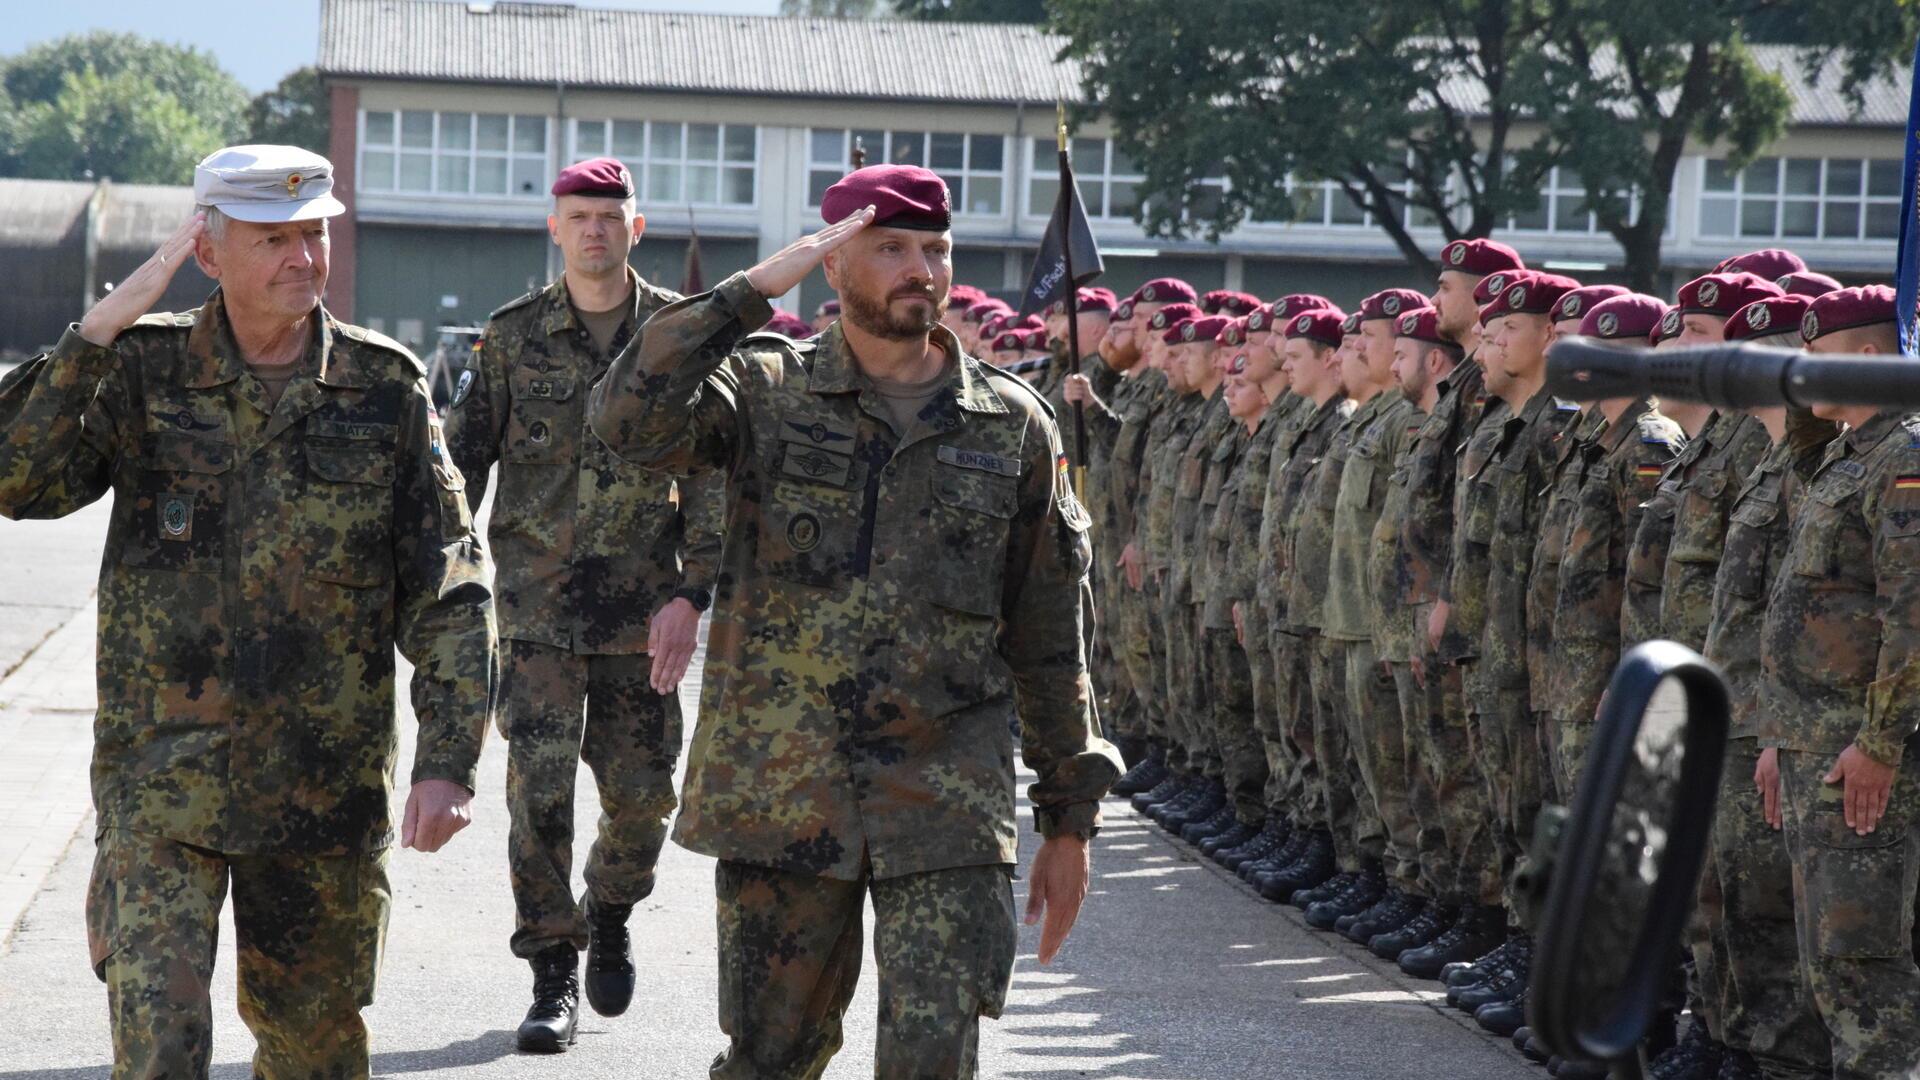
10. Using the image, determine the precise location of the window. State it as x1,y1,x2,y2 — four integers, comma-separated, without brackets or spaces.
1699,157,1902,241
808,129,1006,215
1504,166,1630,234
1028,137,1202,222
571,119,757,208
360,110,550,197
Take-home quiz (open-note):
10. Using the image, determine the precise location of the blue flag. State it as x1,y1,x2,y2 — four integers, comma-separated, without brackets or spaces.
1896,35,1920,356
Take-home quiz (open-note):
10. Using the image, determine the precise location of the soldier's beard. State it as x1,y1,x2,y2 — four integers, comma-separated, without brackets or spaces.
841,282,946,341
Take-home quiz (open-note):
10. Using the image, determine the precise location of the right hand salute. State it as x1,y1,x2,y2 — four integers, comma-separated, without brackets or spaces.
79,213,206,348
743,207,875,300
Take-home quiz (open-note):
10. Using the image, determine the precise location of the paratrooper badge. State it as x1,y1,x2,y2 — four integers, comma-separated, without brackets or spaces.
1698,282,1720,309
1746,304,1771,332
1802,311,1820,342
1295,315,1313,333
1507,284,1528,308
1596,312,1619,338
1383,295,1402,316
1662,309,1682,338
1181,323,1196,342
1563,295,1581,318
1142,286,1158,302
1448,243,1466,266
1486,273,1507,296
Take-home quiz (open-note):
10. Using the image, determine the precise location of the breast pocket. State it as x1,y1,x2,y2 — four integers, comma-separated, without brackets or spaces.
1790,486,1852,580
1721,497,1782,599
925,468,1019,617
504,371,579,465
757,473,864,590
122,433,233,573
1670,469,1732,563
304,439,397,588
1626,497,1678,588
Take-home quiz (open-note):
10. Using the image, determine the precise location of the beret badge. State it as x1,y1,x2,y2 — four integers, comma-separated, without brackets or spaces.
1181,323,1197,342
1486,273,1507,295
1662,309,1681,336
1399,313,1418,334
1698,281,1720,308
286,173,303,197
1562,295,1581,317
1383,295,1402,316
1448,243,1466,266
1597,312,1619,337
1802,311,1820,341
1747,304,1771,331
1507,284,1528,307
1295,314,1313,333
1142,286,1158,302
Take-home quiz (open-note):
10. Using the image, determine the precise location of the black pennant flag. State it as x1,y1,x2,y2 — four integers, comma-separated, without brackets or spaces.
1018,154,1104,317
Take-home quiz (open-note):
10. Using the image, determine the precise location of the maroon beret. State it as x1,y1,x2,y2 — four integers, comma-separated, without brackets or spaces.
1801,285,1898,344
1285,308,1347,348
1050,287,1117,315
1167,315,1232,346
963,298,1010,323
1203,290,1263,316
817,300,841,317
990,331,1027,353
1392,307,1449,348
1653,304,1684,345
1254,295,1333,334
1554,285,1630,325
551,156,634,199
1487,273,1580,319
820,164,951,231
1724,296,1811,343
760,311,816,338
1132,279,1198,306
1474,269,1529,305
1146,302,1203,333
947,284,987,309
1678,272,1782,318
1360,288,1430,322
1577,294,1665,342
1775,271,1844,298
1438,238,1526,277
1341,312,1363,336
1113,300,1136,322
1219,317,1252,348
1714,248,1807,281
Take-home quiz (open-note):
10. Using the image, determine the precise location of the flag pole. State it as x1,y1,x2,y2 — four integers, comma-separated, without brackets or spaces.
1057,103,1088,501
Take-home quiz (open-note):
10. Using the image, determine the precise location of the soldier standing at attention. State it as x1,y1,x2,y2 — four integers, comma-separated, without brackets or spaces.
1761,286,1920,1080
442,158,722,1051
0,145,494,1077
588,165,1120,1079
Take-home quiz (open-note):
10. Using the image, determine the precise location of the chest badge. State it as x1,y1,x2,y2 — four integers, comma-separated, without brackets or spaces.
788,420,852,445
786,512,822,552
159,495,192,540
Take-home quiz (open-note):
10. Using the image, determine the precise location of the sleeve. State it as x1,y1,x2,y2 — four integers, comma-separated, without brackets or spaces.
0,327,125,520
1864,471,1920,766
672,468,726,611
1002,410,1124,838
587,272,771,477
440,322,510,512
393,379,498,792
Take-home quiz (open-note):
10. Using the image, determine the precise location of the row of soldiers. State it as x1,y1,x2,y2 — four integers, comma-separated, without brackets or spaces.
892,243,1918,1080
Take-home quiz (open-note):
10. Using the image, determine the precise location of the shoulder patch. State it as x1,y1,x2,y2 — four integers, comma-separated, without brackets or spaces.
488,290,541,320
128,310,193,331
982,364,1057,421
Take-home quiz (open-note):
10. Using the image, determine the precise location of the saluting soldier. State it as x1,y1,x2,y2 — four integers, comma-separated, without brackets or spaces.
0,145,494,1077
1697,294,1837,1080
1761,286,1920,1080
586,165,1120,1078
443,158,723,1050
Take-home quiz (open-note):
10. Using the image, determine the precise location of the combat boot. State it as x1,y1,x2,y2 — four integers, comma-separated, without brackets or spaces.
1221,818,1285,869
1516,1027,1543,1059
1552,1058,1608,1078
1130,770,1183,813
1344,888,1421,943
583,894,636,1017
1400,904,1506,980
1712,1049,1760,1080
1449,935,1529,1011
1306,861,1385,930
1371,901,1450,959
517,944,580,1053
1180,803,1236,844
1161,779,1225,832
1111,746,1168,797
1441,934,1519,990
1474,985,1528,1036
1241,823,1309,880
1257,830,1334,899
1646,1018,1722,1080
1289,868,1354,909
1146,775,1206,824
1201,819,1260,858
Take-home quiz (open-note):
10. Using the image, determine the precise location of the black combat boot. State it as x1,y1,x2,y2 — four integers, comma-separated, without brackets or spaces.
1161,779,1226,832
1712,1049,1760,1080
1449,935,1530,1011
1146,775,1206,823
517,944,580,1053
583,895,636,1017
1474,984,1528,1036
1132,771,1186,814
1553,1057,1609,1078
1223,818,1287,870
1242,823,1310,881
1306,861,1386,930
1256,830,1332,899
1400,903,1506,980
1517,1026,1544,1059
1201,819,1260,858
1372,901,1450,960
1347,889,1422,945
1181,804,1236,844
1111,746,1168,797
1646,1018,1722,1080
1290,868,1354,909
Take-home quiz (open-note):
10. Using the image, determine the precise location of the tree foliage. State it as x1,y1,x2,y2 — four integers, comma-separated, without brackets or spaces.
247,66,330,156
0,32,250,184
1050,0,1918,288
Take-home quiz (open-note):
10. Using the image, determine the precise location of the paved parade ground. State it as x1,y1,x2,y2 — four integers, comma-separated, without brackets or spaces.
0,508,1537,1079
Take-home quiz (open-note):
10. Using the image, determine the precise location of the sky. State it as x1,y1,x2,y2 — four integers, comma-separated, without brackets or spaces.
2,0,786,92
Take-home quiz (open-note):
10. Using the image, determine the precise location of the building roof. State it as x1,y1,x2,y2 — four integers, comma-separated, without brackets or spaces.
318,0,1086,105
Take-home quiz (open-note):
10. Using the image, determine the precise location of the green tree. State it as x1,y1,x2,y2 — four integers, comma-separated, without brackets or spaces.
10,67,230,183
1050,0,1916,289
4,31,247,134
247,66,330,156
893,0,1048,19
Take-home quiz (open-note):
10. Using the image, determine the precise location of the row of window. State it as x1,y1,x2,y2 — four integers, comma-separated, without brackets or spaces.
356,110,1901,241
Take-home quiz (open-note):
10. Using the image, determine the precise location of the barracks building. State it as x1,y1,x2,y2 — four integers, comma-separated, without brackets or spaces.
297,0,1907,351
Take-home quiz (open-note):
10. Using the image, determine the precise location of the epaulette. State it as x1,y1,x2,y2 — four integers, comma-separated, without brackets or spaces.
739,330,816,354
488,290,541,321
127,311,194,331
335,322,427,376
981,362,1056,421
1904,414,1920,449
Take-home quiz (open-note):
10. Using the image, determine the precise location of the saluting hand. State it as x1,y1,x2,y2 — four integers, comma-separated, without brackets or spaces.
744,207,876,300
80,213,205,348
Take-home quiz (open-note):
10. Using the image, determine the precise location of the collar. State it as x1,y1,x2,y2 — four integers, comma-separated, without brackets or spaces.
1846,409,1906,452
183,288,355,389
544,267,654,339
809,322,1008,417
1597,399,1653,454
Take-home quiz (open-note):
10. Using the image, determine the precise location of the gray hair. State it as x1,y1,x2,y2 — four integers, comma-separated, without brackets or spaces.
195,204,230,241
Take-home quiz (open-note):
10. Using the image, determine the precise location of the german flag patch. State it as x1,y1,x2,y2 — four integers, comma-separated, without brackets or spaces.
1635,464,1665,479
1895,475,1920,491
1057,453,1071,488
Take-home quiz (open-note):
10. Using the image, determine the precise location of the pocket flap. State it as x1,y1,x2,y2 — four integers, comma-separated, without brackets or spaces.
936,470,1018,518
309,444,396,486
1810,811,1904,850
142,433,234,475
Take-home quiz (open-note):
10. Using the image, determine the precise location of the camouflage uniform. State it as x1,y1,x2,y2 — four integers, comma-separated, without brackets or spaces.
1443,385,1513,908
1049,349,1128,739
1325,392,1423,891
1525,406,1605,800
1144,390,1207,771
1262,395,1352,829
1216,395,1301,826
587,275,1120,1076
1761,410,1920,1080
1473,388,1580,920
1291,396,1382,872
1546,403,1685,790
444,271,723,959
1390,360,1495,906
0,295,493,1077
1699,417,1836,1079
1103,368,1170,748
1198,421,1254,820
1168,392,1235,780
